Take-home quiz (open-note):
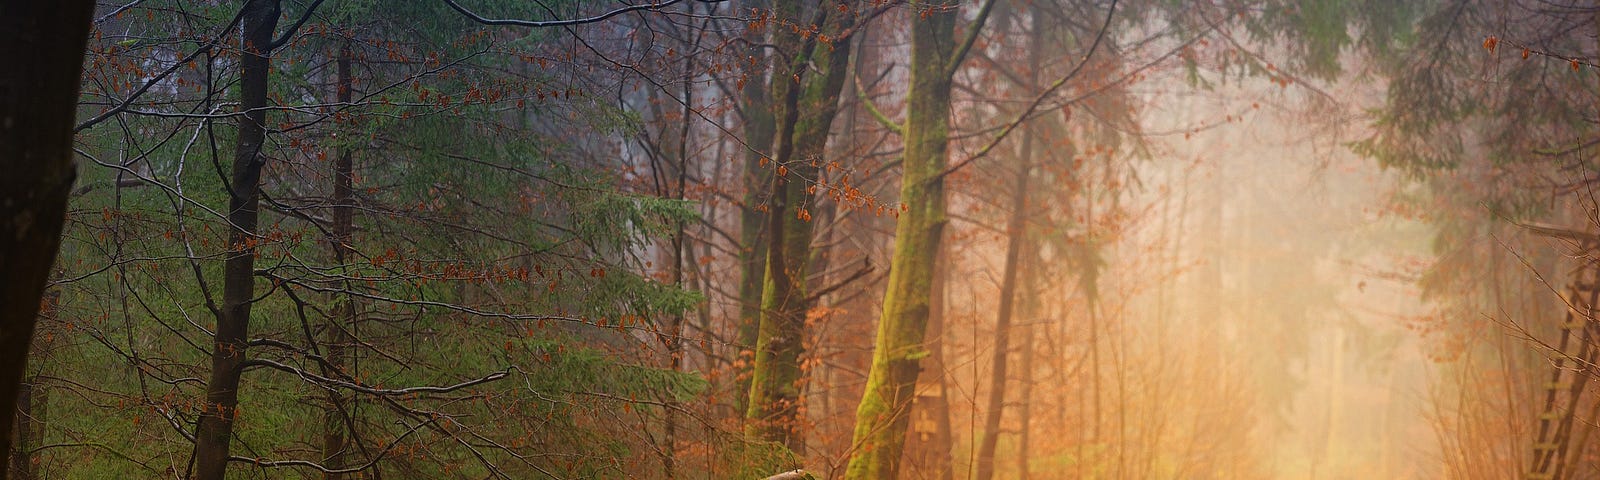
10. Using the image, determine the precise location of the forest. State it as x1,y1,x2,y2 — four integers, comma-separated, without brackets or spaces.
3,0,1600,479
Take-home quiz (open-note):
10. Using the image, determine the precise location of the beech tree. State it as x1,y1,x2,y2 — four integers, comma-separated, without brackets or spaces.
743,0,859,457
845,1,995,477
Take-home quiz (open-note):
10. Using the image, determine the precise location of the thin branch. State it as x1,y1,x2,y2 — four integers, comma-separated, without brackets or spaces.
442,0,715,28
855,72,904,135
74,8,248,133
805,257,875,304
242,357,511,397
939,0,1119,179
268,0,329,50
944,0,999,79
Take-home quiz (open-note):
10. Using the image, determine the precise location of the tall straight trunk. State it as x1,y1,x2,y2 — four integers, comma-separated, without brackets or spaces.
192,1,280,478
1015,323,1035,480
845,1,992,477
746,0,856,456
1016,229,1043,480
974,121,1032,480
322,39,357,479
665,12,709,474
666,59,692,480
974,7,1042,475
0,3,92,475
736,0,776,420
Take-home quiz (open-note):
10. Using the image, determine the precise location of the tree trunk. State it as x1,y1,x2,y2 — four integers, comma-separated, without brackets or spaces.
974,9,1040,472
0,2,93,476
904,241,955,480
844,1,992,477
1016,323,1035,480
10,290,56,480
736,0,776,421
746,0,855,457
322,38,358,480
192,1,280,478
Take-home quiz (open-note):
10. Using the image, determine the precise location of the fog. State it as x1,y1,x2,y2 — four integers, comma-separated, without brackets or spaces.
14,1,1600,479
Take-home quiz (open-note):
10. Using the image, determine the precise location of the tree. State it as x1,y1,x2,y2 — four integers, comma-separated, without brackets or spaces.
57,1,712,477
0,1,94,476
189,2,280,477
973,5,1044,479
744,0,859,457
845,1,995,478
736,0,777,422
1354,2,1600,477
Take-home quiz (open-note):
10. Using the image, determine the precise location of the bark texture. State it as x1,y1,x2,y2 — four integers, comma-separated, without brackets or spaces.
746,0,856,456
844,1,981,477
192,1,280,478
736,0,777,419
0,1,93,475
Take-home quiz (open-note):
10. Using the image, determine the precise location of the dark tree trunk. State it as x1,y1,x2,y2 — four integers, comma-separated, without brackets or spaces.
322,39,358,480
0,2,93,476
974,125,1032,480
191,1,280,478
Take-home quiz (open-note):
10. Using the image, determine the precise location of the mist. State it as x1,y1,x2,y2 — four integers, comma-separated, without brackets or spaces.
2,1,1595,479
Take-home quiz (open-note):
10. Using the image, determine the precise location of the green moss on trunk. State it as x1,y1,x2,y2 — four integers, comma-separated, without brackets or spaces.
736,0,776,420
844,2,961,478
746,0,856,457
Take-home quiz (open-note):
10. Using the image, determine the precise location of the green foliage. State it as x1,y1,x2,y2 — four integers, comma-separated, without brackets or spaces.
49,0,710,478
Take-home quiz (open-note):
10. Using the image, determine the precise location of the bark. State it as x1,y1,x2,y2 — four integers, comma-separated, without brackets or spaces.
191,1,280,478
0,2,93,476
844,1,992,478
1016,236,1044,480
903,242,954,480
10,291,56,480
736,0,776,420
322,39,357,480
746,0,856,456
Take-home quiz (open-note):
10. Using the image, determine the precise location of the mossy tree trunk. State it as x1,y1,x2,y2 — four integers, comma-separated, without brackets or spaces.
737,0,776,420
0,1,93,476
746,0,857,457
844,1,992,478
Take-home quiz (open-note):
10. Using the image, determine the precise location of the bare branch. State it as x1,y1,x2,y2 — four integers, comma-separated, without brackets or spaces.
442,0,716,28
